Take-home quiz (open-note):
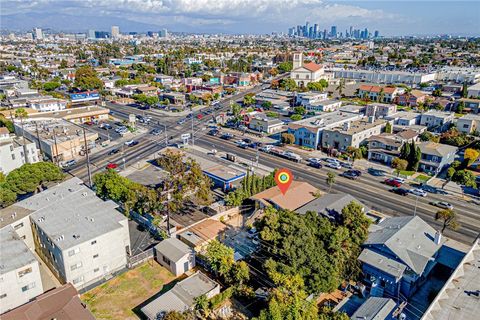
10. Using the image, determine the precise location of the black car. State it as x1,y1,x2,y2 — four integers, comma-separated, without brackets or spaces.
208,129,219,136
108,149,120,155
350,170,362,177
243,138,252,144
390,187,409,196
138,105,150,110
308,161,323,169
221,134,234,140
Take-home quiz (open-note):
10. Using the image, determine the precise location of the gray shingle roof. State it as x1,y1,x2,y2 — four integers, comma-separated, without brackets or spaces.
296,193,369,219
154,238,191,263
351,297,396,320
141,271,218,319
364,216,442,275
358,248,406,278
418,142,457,157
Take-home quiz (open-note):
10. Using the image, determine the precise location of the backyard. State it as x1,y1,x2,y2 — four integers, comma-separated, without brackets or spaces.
81,261,176,320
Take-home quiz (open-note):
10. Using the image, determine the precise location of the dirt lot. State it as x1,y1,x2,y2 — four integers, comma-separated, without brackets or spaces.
81,261,176,320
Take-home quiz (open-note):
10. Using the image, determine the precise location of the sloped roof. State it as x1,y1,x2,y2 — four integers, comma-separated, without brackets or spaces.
154,238,191,263
418,142,457,157
250,181,318,211
364,216,442,275
295,193,369,219
358,249,406,278
1,284,95,320
302,62,322,72
359,85,397,94
351,297,397,320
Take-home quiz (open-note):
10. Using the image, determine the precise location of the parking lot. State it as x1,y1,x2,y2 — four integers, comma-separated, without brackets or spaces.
128,219,159,255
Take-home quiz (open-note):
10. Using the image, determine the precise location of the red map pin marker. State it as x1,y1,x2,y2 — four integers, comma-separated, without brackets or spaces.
275,168,293,195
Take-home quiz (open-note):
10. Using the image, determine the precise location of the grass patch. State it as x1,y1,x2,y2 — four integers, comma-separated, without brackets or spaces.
415,174,431,183
398,170,415,177
81,261,176,320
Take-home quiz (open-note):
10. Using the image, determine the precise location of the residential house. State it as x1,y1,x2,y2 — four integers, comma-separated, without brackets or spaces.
154,238,195,276
365,103,397,119
0,227,44,314
418,142,457,174
306,99,342,113
250,181,319,211
295,193,369,222
135,85,158,96
358,85,402,103
420,110,455,132
249,113,284,134
367,130,418,165
322,118,386,152
2,177,131,290
290,52,330,87
1,283,96,320
359,216,443,298
458,98,480,114
385,111,421,126
296,91,328,106
396,90,428,107
162,92,186,105
177,219,227,251
154,74,174,86
467,82,480,98
287,111,361,149
141,271,220,319
0,129,40,175
350,297,397,320
456,114,480,134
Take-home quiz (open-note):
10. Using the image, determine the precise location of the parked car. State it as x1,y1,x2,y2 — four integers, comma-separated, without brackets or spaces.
177,119,186,125
368,168,386,176
100,123,112,130
260,145,273,152
84,121,94,126
62,159,77,168
430,201,454,210
340,162,353,169
410,188,428,197
220,133,234,140
384,178,402,187
108,149,120,155
243,138,252,144
307,158,321,164
349,170,362,177
326,162,341,169
106,163,118,170
393,177,406,184
236,140,248,149
390,187,409,196
323,158,339,164
150,129,163,136
138,105,150,110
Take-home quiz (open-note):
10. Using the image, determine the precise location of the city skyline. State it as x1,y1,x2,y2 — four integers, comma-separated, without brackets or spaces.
0,0,479,36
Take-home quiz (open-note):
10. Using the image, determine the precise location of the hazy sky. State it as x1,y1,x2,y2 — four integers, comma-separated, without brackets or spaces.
1,0,479,36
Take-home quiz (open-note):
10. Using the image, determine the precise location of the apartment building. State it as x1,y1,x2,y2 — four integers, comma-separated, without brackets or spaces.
0,128,40,175
420,110,455,132
27,97,67,112
418,142,457,174
1,177,131,291
0,227,43,314
358,85,403,103
322,117,386,151
287,111,361,149
365,103,397,118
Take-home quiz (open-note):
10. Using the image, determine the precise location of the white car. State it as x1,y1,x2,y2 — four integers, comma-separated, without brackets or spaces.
410,188,427,197
324,158,340,164
431,201,454,210
393,177,406,184
307,158,321,163
326,162,341,169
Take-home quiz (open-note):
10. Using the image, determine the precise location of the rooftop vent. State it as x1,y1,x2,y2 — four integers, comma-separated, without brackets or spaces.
73,234,80,239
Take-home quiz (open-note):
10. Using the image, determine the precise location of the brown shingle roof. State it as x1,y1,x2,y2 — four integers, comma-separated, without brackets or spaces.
1,284,96,320
250,181,318,211
187,219,227,242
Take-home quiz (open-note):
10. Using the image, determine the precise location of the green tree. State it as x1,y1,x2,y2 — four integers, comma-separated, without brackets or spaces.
261,101,272,110
279,78,297,91
0,115,14,133
74,65,103,90
243,94,256,106
230,261,250,285
281,133,295,144
435,209,459,233
43,81,61,91
452,169,477,188
6,162,63,196
385,122,392,134
277,61,293,73
378,88,385,102
194,294,209,315
391,157,408,176
326,172,336,193
0,186,17,208
59,59,68,69
204,240,235,277
290,114,302,121
294,106,306,115
345,146,362,164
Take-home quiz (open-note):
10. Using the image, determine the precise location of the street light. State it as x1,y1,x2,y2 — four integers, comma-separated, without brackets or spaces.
166,193,172,237
413,194,419,216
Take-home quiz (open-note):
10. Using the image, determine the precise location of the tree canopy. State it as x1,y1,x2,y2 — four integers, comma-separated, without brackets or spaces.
74,65,103,90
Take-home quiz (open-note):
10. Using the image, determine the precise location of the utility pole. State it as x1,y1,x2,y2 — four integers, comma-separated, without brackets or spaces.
83,128,92,188
52,129,59,165
191,112,195,146
34,121,44,159
166,193,172,237
413,194,419,216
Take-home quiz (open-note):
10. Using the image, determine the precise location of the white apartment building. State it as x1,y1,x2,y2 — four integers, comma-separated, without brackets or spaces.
0,128,40,175
420,110,455,132
0,227,44,314
456,114,480,134
0,177,131,291
331,68,436,84
27,97,67,112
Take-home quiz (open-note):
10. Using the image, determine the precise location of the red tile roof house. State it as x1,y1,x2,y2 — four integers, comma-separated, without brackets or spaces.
358,85,402,103
290,52,327,87
396,90,429,107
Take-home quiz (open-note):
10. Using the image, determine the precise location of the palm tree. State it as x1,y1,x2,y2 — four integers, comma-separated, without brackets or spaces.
336,79,345,97
15,108,28,145
378,88,385,103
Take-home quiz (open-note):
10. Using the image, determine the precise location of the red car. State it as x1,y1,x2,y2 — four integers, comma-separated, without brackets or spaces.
384,178,402,187
196,114,203,119
106,163,118,170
